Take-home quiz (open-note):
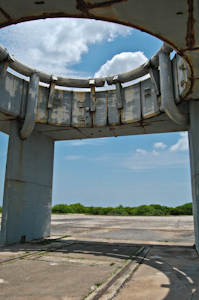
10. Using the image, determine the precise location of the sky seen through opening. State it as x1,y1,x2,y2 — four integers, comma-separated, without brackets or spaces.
0,18,192,208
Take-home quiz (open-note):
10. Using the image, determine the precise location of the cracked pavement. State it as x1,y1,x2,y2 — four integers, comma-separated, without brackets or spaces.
0,214,198,299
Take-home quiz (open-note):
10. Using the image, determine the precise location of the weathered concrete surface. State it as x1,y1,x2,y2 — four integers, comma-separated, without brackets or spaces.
188,100,199,254
0,120,54,245
0,239,140,300
0,215,198,300
114,245,199,300
51,214,194,245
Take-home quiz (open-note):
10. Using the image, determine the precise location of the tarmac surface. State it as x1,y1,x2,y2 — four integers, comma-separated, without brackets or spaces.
0,214,198,300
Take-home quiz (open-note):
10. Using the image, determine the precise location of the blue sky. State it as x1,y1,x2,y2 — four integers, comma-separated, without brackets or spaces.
0,18,192,208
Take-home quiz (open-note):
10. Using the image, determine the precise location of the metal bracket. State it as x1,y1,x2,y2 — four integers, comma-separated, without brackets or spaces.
78,101,84,108
47,75,58,109
149,67,160,95
159,51,188,125
89,79,96,112
144,87,151,97
19,72,40,139
115,82,123,109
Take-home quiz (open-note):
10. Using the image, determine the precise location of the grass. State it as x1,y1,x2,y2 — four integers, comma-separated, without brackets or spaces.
95,282,103,287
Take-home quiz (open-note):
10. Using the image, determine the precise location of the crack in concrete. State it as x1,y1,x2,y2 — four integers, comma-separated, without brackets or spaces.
0,7,12,21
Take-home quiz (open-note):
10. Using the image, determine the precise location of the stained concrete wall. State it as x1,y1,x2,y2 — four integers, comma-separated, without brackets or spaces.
188,101,199,253
0,120,54,244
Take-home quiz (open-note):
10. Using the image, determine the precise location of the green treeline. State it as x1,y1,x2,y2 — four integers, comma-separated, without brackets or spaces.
51,202,193,216
0,203,193,216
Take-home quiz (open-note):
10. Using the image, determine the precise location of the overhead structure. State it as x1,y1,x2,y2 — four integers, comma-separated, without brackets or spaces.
0,0,199,253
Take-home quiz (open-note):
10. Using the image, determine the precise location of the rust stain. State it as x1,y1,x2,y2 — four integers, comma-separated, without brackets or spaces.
186,0,195,48
0,7,12,21
108,126,117,137
135,121,151,128
134,121,151,134
76,0,128,17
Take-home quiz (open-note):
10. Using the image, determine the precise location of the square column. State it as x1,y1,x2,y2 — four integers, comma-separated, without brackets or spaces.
188,100,199,253
0,120,54,244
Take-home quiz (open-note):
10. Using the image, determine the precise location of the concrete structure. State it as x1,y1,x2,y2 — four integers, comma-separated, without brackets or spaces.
0,1,199,254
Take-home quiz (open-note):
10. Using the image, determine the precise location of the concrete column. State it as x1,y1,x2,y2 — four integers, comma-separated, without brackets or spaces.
188,100,199,254
0,120,54,244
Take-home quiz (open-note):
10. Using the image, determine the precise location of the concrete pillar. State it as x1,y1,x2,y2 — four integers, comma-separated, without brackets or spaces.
188,100,199,254
0,120,54,244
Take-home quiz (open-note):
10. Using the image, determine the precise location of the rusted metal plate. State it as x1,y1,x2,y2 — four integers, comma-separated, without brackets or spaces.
141,78,160,119
36,85,48,123
48,89,72,126
72,91,91,127
93,91,107,127
121,83,141,124
108,89,120,125
0,72,22,116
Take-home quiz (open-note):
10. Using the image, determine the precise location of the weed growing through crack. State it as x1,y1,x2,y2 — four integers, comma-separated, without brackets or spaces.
95,282,102,287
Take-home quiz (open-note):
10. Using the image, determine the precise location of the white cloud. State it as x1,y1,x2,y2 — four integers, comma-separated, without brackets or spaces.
169,132,189,152
136,148,147,155
0,18,132,77
154,142,167,149
64,155,84,161
121,148,189,170
70,139,106,146
94,51,148,77
152,150,159,155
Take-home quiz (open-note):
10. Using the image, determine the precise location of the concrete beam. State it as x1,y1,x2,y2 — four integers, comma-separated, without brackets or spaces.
188,100,199,254
0,120,54,244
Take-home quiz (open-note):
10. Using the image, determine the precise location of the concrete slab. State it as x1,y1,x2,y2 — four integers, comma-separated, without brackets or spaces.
50,215,194,245
0,215,198,300
114,245,199,300
0,259,112,300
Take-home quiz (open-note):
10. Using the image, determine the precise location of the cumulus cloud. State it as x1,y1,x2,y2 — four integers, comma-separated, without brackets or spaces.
169,132,189,152
94,51,148,77
62,133,189,170
153,142,167,149
121,148,189,170
136,148,147,155
0,18,132,76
